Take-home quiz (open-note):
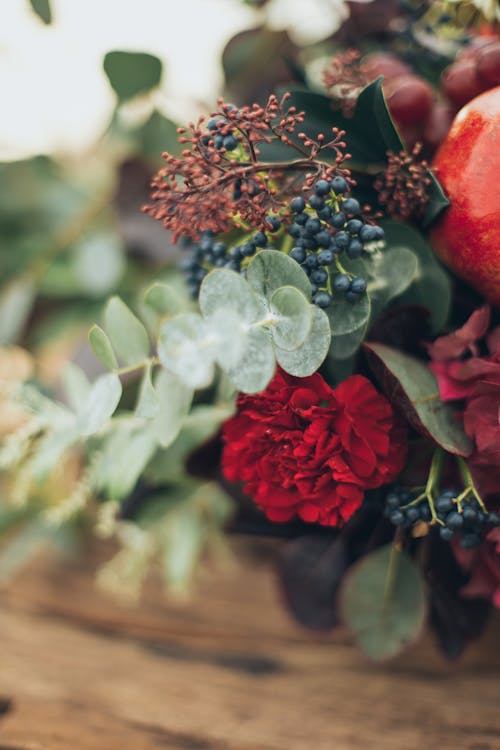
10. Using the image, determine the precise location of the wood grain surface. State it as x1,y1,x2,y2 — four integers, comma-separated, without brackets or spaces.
1,539,500,750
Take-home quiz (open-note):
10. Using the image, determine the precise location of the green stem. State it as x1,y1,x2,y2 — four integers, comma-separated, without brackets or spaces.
457,457,487,511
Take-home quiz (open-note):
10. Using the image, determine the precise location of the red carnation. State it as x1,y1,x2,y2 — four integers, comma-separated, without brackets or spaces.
222,369,407,527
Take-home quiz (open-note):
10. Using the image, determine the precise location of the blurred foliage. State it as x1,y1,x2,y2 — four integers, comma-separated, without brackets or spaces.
29,0,52,24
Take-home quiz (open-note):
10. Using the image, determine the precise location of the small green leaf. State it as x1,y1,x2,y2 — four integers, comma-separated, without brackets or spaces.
135,363,160,420
160,504,204,591
103,51,163,102
247,250,311,301
77,373,122,436
89,325,118,371
269,286,312,351
199,268,264,323
104,296,150,367
340,543,427,661
143,282,185,316
95,421,157,501
423,169,450,227
275,306,330,377
228,327,275,393
61,362,91,413
205,308,246,370
29,0,52,24
158,313,214,389
366,244,419,317
152,369,193,448
364,342,472,456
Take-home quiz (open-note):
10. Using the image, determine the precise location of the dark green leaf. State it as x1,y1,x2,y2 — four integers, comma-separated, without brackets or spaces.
341,543,427,661
382,221,451,333
364,342,472,456
138,110,179,163
103,51,163,102
423,171,450,227
29,0,52,24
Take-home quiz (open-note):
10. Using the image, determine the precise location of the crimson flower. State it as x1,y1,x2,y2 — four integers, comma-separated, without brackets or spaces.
427,305,500,496
222,369,407,527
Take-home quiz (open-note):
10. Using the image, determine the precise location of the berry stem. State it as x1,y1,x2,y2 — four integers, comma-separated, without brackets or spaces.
457,457,487,512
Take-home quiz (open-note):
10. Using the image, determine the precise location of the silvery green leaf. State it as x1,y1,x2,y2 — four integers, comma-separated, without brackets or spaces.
135,362,160,419
199,268,265,322
88,325,118,370
143,281,186,316
247,250,311,301
269,285,312,351
94,420,157,500
73,233,125,297
228,327,275,393
158,313,215,389
205,308,246,370
329,320,368,361
61,362,91,413
30,425,79,481
104,296,150,366
152,369,193,448
160,504,204,591
327,291,371,336
77,373,122,436
275,306,331,377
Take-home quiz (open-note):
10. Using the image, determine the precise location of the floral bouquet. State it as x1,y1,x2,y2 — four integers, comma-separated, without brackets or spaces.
2,0,500,661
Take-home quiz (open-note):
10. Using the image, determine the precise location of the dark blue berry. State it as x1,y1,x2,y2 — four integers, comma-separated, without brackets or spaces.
317,205,332,221
345,290,360,303
331,176,348,194
359,224,378,242
288,223,302,238
386,492,401,510
230,246,243,260
333,274,350,292
295,212,308,226
266,216,281,232
290,246,307,264
309,194,324,210
347,219,363,234
389,510,405,526
316,230,332,248
440,527,455,541
304,217,321,235
315,179,331,196
212,241,226,257
488,512,500,527
317,249,334,265
253,231,267,247
310,282,318,295
225,260,240,271
342,198,361,215
242,242,256,257
406,507,421,524
311,268,328,284
334,231,349,249
331,212,346,228
419,504,432,522
347,239,363,259
372,226,385,241
207,117,221,131
314,291,332,308
214,133,224,149
446,511,464,530
350,277,367,294
223,134,238,151
463,507,478,524
290,196,306,213
303,255,319,270
436,492,454,513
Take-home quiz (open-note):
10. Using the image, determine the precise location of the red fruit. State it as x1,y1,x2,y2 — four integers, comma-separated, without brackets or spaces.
441,58,485,108
430,86,500,306
383,74,434,126
361,52,412,81
477,42,500,86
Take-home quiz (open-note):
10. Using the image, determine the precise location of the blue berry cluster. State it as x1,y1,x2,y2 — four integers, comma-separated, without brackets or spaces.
201,113,239,152
384,487,500,549
287,178,384,308
180,228,273,297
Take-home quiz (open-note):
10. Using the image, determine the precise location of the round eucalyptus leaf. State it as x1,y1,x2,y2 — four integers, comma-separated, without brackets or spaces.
269,286,312,351
228,327,276,394
158,313,215,390
327,292,371,336
247,250,311,301
275,306,330,377
205,308,246,370
199,268,265,323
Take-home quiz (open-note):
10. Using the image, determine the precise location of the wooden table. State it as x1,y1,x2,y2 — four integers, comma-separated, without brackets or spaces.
1,539,500,749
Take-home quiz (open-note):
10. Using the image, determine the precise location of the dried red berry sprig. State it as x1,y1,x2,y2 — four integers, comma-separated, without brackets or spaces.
323,49,368,116
144,93,352,241
374,144,432,220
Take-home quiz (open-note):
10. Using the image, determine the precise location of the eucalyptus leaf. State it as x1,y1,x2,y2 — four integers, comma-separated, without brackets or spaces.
383,222,451,333
269,286,312,351
103,51,163,102
158,313,215,390
95,421,158,501
104,296,150,367
328,321,367,361
205,308,246,370
364,342,472,456
152,369,193,448
135,362,160,420
143,281,186,316
29,0,52,24
61,362,91,413
77,373,122,436
160,505,204,591
366,244,418,317
340,543,427,661
327,291,371,336
199,268,264,323
228,327,275,393
88,325,118,371
30,426,78,481
275,306,330,377
247,250,311,301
